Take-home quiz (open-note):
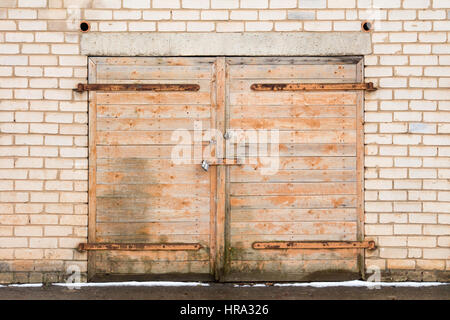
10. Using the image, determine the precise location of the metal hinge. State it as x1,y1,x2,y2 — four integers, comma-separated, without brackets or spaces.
250,82,377,91
77,243,202,252
73,83,200,93
252,241,376,250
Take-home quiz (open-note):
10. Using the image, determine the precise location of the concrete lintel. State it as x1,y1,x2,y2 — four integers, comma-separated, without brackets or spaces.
81,32,372,56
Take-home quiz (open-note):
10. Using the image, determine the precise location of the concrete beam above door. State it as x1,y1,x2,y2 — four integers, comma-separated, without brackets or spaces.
81,32,372,56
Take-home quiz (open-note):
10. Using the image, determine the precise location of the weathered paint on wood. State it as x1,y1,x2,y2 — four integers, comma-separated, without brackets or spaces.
89,57,216,279
222,57,363,281
88,57,364,281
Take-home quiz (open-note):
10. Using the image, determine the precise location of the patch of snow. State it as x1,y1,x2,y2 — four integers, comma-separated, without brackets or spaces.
53,281,210,287
271,280,446,288
7,283,43,288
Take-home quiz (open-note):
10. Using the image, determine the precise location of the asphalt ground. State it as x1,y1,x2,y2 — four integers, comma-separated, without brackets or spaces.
0,282,448,300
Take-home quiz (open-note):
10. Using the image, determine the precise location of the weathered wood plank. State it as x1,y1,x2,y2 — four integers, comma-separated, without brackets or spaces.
229,221,357,236
226,56,362,66
229,169,356,183
230,92,357,105
229,105,356,118
97,104,211,119
229,118,356,130
93,57,216,66
228,130,356,144
229,144,356,157
97,118,211,131
95,259,210,274
96,65,213,80
230,195,357,209
96,222,210,236
231,157,356,171
96,183,210,197
229,182,357,196
228,247,358,261
228,64,356,79
230,208,357,222
96,131,211,145
96,92,211,105
96,170,209,184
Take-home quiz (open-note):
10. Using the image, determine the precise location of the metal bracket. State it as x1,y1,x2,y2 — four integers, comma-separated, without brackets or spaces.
77,243,202,252
73,83,200,93
250,82,377,91
201,159,243,172
252,241,376,250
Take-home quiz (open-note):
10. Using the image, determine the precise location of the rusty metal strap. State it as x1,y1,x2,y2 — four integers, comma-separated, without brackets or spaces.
77,243,202,252
252,241,376,250
250,82,376,91
73,83,200,93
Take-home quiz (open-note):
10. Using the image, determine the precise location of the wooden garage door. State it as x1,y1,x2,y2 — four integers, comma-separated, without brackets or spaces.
86,57,365,281
222,57,364,281
88,57,217,281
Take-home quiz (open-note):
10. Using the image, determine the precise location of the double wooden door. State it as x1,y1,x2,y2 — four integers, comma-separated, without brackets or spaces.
87,57,364,281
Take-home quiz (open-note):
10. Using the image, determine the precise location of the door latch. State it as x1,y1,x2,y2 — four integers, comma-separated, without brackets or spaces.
201,159,243,172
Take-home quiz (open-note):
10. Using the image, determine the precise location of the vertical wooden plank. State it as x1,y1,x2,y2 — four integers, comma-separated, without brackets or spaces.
215,57,226,281
355,57,365,278
88,58,98,281
209,61,217,277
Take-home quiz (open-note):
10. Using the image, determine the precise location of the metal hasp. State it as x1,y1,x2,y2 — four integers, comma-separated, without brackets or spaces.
250,82,377,91
73,83,200,93
252,241,376,250
77,243,203,252
201,159,243,172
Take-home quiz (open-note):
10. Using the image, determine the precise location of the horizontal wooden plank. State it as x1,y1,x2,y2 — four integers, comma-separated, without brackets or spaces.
229,221,357,236
229,169,356,183
96,183,210,198
96,65,212,80
93,57,216,66
96,92,211,105
228,64,356,80
226,57,362,66
229,118,355,130
232,157,356,170
231,208,357,222
228,144,356,157
97,146,197,159
226,259,357,276
96,196,210,212
229,92,357,105
97,104,211,119
228,247,358,261
228,130,356,144
97,159,201,172
96,222,210,236
97,118,211,131
230,234,357,244
229,105,356,118
230,182,357,196
96,170,209,184
97,131,212,145
230,195,357,209
95,259,210,274
96,234,210,244
94,250,209,263
96,209,209,223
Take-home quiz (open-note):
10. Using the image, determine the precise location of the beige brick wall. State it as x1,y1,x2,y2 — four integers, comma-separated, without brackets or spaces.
0,0,449,283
